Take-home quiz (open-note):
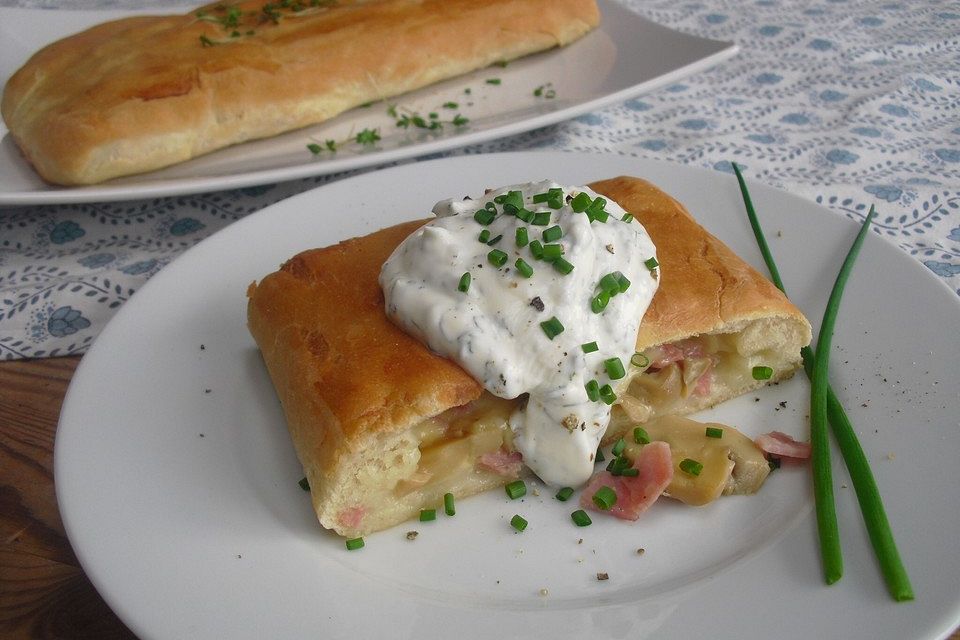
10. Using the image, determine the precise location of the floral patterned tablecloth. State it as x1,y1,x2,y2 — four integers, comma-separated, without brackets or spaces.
1,0,958,359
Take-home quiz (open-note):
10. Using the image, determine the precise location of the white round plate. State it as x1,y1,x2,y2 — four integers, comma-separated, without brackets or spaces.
56,152,960,640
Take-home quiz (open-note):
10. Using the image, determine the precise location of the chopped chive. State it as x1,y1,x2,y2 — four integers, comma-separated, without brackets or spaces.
586,198,609,222
532,192,551,203
355,128,381,145
452,114,469,127
595,447,606,462
570,192,592,212
443,101,459,109
679,458,703,476
488,249,508,267
599,273,620,294
298,476,310,491
474,208,496,225
585,379,600,401
615,272,631,293
541,243,564,261
516,227,529,247
484,201,497,211
515,208,534,223
591,291,610,314
419,508,437,521
621,213,634,223
478,229,491,243
529,240,544,259
494,194,507,204
510,514,528,531
592,486,617,510
620,468,639,477
542,225,563,243
633,426,650,444
486,78,502,85
752,365,774,380
611,438,626,457
555,487,574,502
306,143,322,154
532,211,552,226
345,537,364,550
444,492,456,516
553,257,574,275
540,316,564,340
607,455,632,475
644,257,659,271
505,480,527,500
502,190,524,210
457,272,471,293
581,341,599,353
705,427,724,439
515,258,534,278
571,510,592,527
598,384,617,405
630,352,650,368
486,234,503,246
603,357,626,380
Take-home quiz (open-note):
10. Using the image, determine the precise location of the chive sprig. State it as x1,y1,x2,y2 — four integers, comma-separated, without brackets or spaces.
732,162,913,601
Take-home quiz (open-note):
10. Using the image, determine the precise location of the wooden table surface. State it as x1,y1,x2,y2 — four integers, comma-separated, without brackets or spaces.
1,355,957,640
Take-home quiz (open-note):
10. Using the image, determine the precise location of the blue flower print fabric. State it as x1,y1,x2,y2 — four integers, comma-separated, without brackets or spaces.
0,0,957,359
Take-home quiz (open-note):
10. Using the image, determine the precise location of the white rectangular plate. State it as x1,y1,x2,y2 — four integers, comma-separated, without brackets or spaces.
0,1,736,204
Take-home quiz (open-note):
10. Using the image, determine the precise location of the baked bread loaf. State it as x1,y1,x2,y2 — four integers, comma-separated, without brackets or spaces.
246,176,811,537
1,0,599,185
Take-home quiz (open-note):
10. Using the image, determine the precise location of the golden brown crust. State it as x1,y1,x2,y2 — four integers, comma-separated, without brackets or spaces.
591,176,810,351
247,219,482,455
247,219,484,533
1,0,600,185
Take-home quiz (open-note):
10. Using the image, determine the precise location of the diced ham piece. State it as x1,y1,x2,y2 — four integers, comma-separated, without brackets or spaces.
337,506,365,529
579,441,674,521
646,344,685,369
692,365,714,397
478,449,523,477
755,431,811,460
674,338,707,359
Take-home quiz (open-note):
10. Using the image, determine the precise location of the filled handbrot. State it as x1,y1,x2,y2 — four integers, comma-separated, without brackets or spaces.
246,176,812,537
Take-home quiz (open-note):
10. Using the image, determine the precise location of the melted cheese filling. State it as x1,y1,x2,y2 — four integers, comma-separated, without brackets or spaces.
384,334,794,504
356,329,789,529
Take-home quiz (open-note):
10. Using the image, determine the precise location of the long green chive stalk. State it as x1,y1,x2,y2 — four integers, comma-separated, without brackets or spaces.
732,163,913,600
809,207,876,585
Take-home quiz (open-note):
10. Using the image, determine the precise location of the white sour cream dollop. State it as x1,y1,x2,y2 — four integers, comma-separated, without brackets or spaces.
380,181,659,487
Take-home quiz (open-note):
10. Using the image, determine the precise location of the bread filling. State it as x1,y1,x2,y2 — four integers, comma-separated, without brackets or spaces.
340,324,798,534
389,326,791,497
616,327,801,425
